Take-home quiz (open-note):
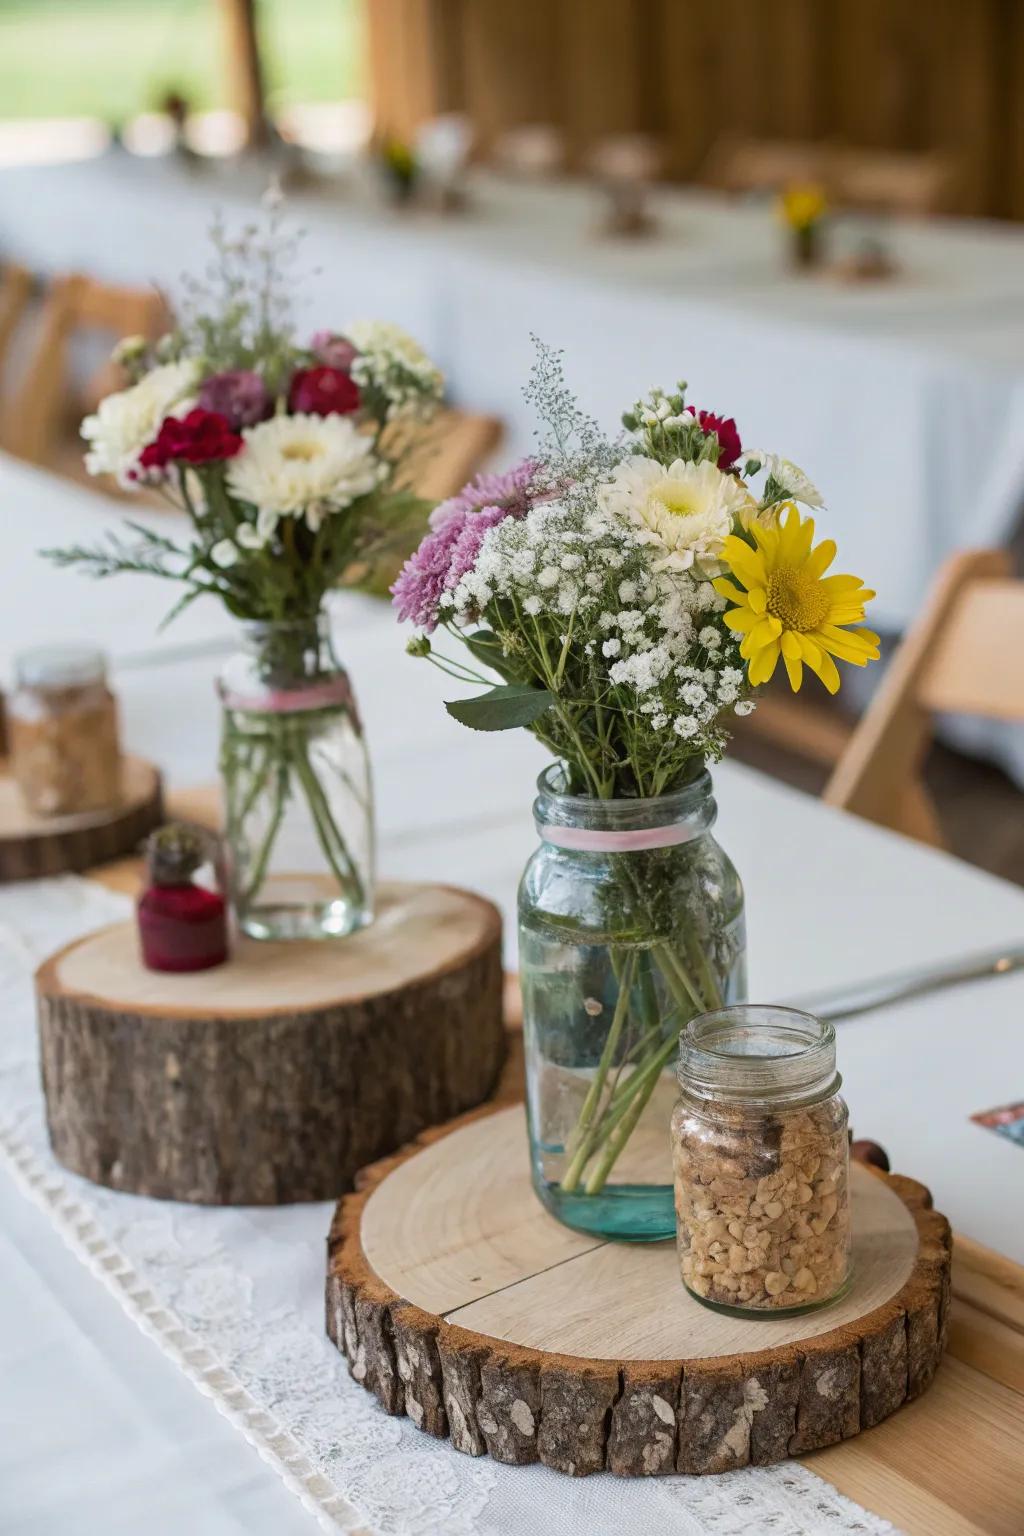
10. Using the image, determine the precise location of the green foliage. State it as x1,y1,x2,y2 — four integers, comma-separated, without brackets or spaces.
445,683,556,732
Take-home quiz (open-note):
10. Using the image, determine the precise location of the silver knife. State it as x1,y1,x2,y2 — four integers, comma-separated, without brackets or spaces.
785,943,1024,1023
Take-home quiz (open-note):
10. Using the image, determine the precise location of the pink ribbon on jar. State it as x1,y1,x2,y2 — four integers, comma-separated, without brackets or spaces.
220,676,356,716
536,821,705,852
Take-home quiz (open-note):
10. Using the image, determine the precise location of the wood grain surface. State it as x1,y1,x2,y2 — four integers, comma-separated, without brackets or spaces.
361,1104,919,1359
0,754,162,881
35,883,506,1204
327,1097,951,1477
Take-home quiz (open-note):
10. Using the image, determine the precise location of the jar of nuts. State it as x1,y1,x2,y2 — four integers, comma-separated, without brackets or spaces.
672,1005,850,1316
8,645,121,817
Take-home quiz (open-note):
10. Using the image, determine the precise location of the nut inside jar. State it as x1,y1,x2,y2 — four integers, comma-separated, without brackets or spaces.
672,1005,851,1315
8,645,122,818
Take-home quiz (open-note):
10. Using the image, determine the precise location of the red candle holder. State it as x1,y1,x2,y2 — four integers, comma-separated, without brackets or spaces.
137,823,229,973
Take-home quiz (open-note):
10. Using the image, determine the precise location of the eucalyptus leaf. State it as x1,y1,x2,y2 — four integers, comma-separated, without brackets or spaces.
445,683,555,732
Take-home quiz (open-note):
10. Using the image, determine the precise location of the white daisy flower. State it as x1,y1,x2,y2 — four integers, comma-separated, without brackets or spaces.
750,451,825,509
81,358,201,486
226,414,385,527
596,455,754,574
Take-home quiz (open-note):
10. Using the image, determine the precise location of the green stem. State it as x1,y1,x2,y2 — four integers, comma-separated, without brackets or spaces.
240,760,289,906
560,951,636,1194
583,1034,678,1196
291,736,365,907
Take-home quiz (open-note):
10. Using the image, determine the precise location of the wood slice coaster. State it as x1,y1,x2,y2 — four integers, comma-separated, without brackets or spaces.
36,882,505,1205
0,755,163,882
327,1101,952,1477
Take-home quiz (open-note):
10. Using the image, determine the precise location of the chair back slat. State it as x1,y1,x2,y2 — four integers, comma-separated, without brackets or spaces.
5,273,169,467
917,580,1024,721
824,549,1014,843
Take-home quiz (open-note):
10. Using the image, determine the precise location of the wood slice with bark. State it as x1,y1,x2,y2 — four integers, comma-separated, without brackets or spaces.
327,1101,951,1477
36,882,505,1204
0,755,163,881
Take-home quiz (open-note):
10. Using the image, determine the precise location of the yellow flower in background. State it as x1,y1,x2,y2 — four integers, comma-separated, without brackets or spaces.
778,183,827,231
713,506,879,694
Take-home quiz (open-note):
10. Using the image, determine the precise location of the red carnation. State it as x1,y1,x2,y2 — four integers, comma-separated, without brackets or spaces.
288,365,360,417
689,408,742,471
139,408,243,469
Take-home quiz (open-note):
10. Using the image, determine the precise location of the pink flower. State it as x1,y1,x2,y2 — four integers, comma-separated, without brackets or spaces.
310,331,358,371
198,370,270,429
428,458,540,529
393,459,541,631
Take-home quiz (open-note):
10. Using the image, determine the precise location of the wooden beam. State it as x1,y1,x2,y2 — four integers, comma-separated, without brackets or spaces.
218,0,268,147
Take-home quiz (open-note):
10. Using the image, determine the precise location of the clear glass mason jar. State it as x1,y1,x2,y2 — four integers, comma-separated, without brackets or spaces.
519,765,746,1242
217,614,374,941
673,1005,851,1315
8,644,121,817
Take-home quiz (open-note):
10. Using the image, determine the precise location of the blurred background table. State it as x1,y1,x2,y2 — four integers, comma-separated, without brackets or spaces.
3,153,1024,642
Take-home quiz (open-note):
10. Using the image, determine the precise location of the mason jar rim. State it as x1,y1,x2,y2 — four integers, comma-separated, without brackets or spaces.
535,762,712,814
678,1004,840,1106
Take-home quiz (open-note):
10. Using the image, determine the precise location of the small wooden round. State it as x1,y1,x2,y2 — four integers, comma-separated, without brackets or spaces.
36,882,505,1205
327,1102,952,1477
0,755,163,882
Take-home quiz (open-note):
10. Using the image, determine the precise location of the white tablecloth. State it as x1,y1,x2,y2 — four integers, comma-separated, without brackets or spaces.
3,432,1024,1536
3,151,1024,636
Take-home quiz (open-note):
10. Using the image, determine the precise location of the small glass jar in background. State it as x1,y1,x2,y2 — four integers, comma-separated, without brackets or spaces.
8,645,121,817
672,1005,851,1315
137,823,229,973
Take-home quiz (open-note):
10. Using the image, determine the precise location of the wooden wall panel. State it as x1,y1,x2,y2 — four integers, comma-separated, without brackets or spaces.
362,0,1016,218
556,0,660,166
365,0,464,142
459,0,563,154
831,0,1000,214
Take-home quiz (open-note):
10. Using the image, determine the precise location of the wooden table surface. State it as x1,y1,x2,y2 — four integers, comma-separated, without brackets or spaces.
88,800,1024,1536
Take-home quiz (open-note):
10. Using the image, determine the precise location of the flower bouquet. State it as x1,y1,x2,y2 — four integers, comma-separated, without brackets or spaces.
778,182,828,270
395,345,879,1238
49,205,444,940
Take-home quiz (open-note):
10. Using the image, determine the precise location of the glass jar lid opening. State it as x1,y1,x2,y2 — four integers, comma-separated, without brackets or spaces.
15,643,107,692
534,762,715,836
678,1004,838,1104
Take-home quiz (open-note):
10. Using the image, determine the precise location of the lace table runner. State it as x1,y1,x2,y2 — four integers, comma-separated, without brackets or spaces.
0,878,901,1536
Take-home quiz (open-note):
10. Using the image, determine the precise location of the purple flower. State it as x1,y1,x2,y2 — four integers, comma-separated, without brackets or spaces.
310,330,358,371
198,370,270,429
393,458,541,632
391,515,467,631
428,458,540,530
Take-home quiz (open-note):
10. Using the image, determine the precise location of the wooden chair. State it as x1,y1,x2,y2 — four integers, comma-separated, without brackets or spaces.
824,550,1020,846
3,273,170,469
412,407,503,503
348,407,504,595
0,262,33,380
830,149,957,218
702,135,829,197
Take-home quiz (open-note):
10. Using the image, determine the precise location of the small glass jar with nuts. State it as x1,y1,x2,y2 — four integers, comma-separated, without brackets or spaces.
672,1005,851,1316
8,645,121,818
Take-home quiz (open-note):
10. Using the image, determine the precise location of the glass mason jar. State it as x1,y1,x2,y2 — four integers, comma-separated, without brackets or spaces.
217,614,374,941
8,644,121,817
519,765,746,1242
673,1005,851,1315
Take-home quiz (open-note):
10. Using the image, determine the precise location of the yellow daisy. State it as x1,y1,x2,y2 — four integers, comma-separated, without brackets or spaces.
712,504,879,694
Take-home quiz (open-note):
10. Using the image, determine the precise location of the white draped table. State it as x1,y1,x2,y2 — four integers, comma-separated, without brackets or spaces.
1,460,1023,1533
3,152,1024,638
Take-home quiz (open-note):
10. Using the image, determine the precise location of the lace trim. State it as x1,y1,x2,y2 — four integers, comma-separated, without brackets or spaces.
0,877,903,1536
0,1118,364,1535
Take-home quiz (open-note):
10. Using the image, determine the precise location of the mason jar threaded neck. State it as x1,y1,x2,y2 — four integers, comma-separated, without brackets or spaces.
678,1004,839,1107
534,758,718,835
